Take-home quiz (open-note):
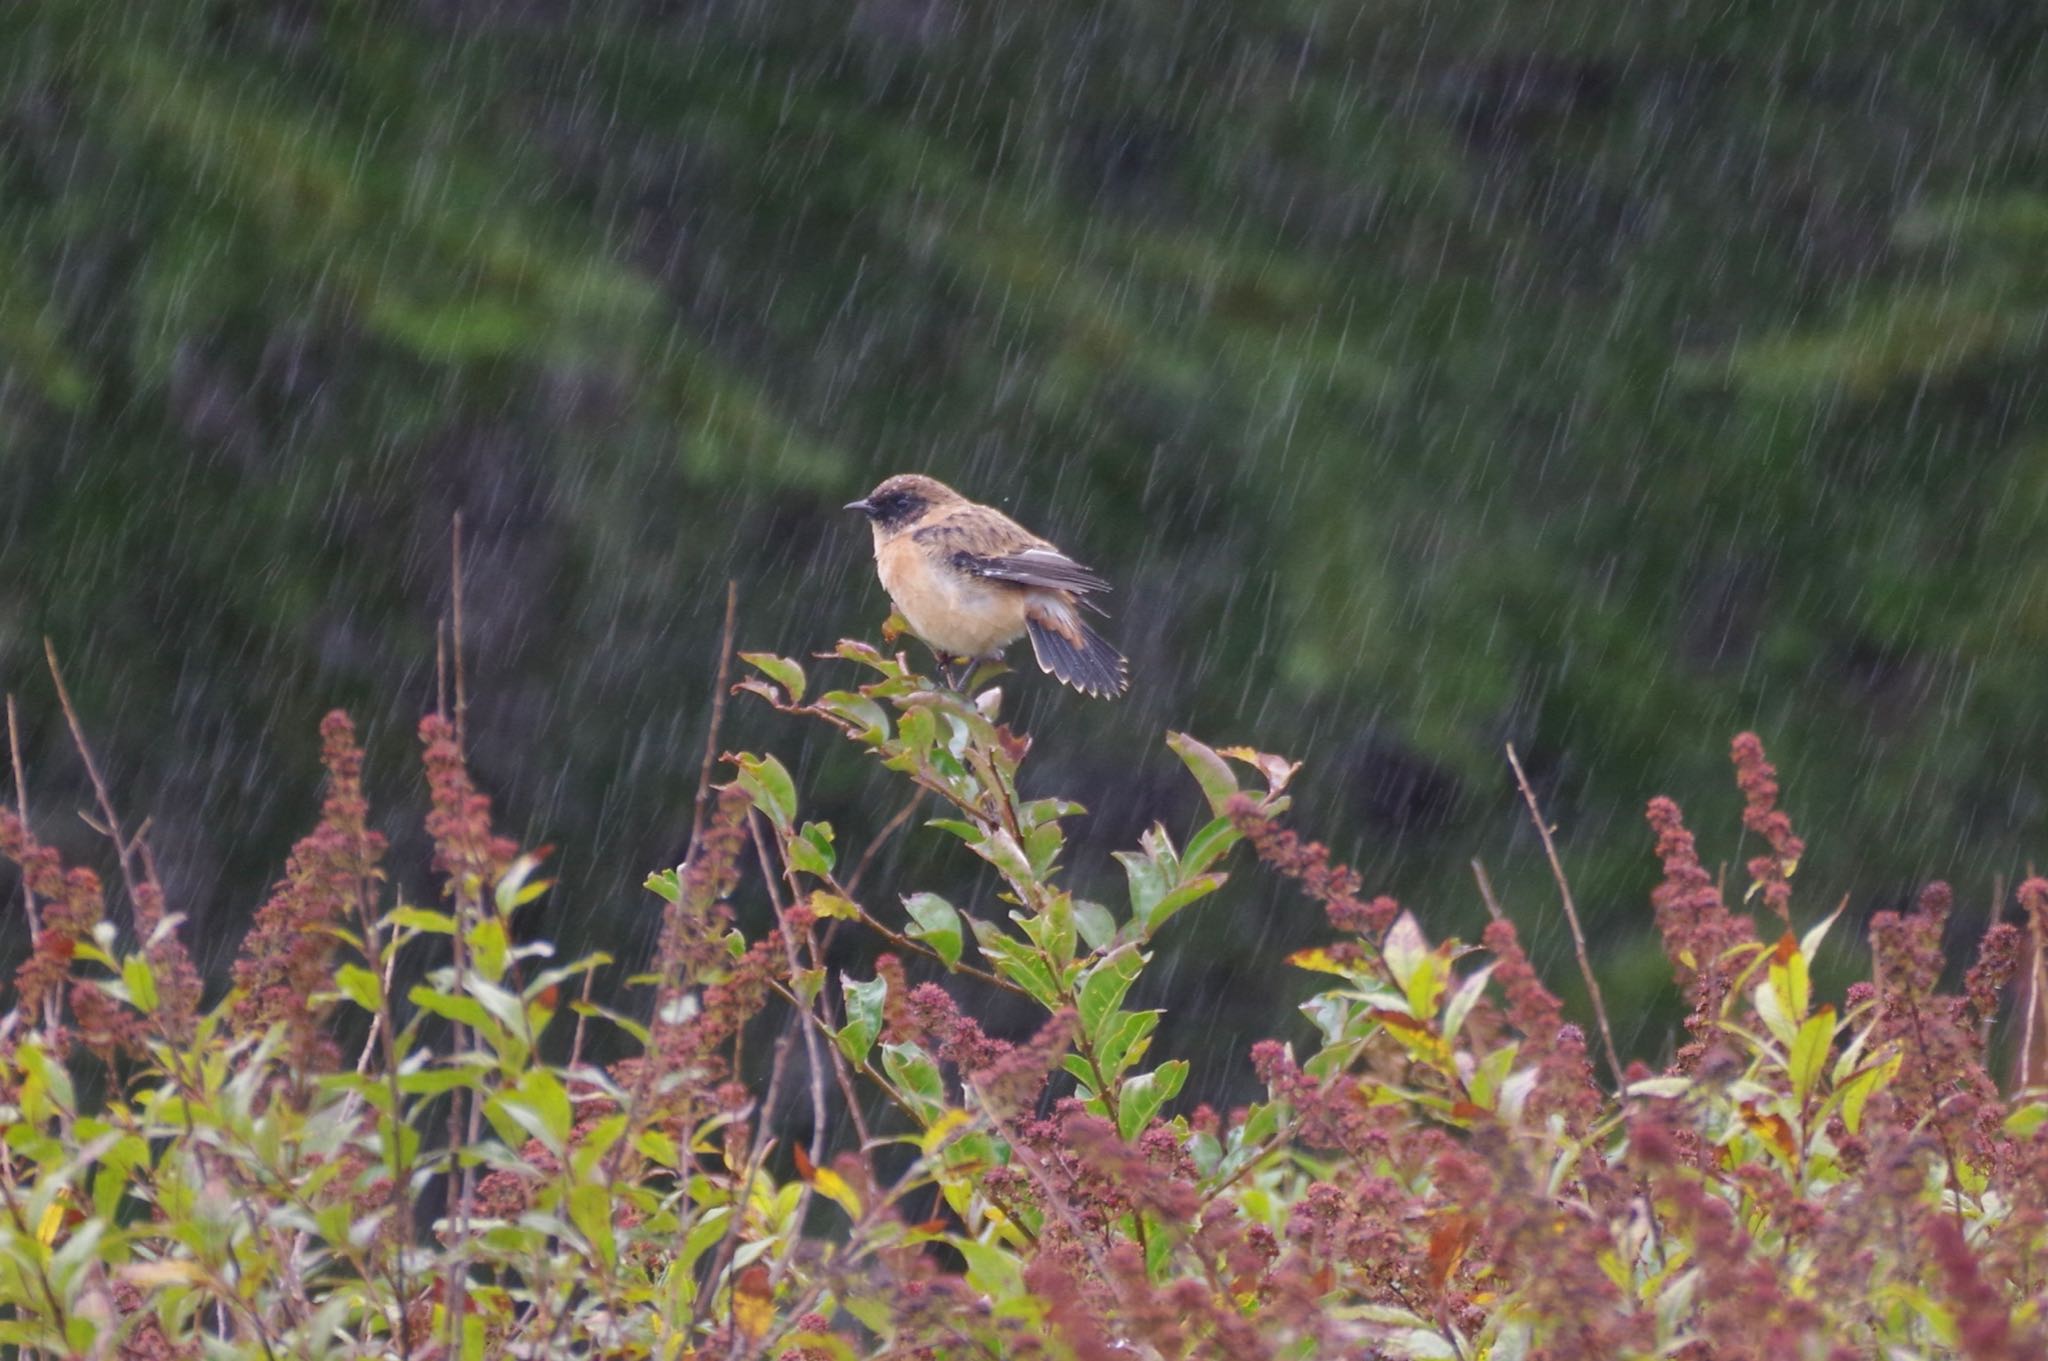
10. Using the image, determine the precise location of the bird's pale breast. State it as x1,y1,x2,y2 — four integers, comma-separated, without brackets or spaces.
876,535,1030,658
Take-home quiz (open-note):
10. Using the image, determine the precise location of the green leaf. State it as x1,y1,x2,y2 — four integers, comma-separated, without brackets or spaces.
1099,1009,1160,1079
809,893,860,921
1180,816,1243,878
1023,820,1066,878
568,1000,650,1048
569,1181,618,1270
387,905,458,934
733,753,797,832
897,706,938,758
465,975,529,1041
969,827,1034,884
336,963,382,1014
1166,732,1240,816
1400,949,1446,1022
2005,1101,2048,1140
1144,874,1224,937
121,955,158,1011
969,925,1062,1009
1788,1004,1836,1103
739,653,806,704
818,690,889,741
1837,1050,1901,1134
397,1068,476,1097
1072,899,1118,951
953,1237,1023,1300
838,973,887,1065
1442,963,1495,1044
1117,1060,1188,1138
519,1068,575,1148
1116,847,1169,925
1468,1042,1519,1109
790,821,836,877
1078,947,1144,1045
902,893,964,968
881,1042,948,1121
1381,912,1429,996
1770,945,1811,1031
487,1069,573,1154
470,915,510,984
1017,893,1077,969
409,986,504,1045
494,851,553,916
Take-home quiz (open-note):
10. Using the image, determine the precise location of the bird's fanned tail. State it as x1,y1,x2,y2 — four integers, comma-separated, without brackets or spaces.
1025,606,1128,699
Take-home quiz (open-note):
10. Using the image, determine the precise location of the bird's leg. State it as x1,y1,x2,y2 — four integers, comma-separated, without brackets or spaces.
960,656,1011,693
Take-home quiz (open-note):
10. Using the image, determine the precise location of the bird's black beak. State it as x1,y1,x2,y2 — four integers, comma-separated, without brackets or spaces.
844,498,875,516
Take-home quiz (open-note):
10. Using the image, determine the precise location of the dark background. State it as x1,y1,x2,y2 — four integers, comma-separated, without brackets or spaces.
4,0,2046,1091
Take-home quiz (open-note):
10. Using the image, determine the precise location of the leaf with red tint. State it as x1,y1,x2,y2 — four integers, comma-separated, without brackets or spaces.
1739,1101,1798,1160
733,1265,774,1340
1369,1008,1431,1034
1427,1213,1476,1291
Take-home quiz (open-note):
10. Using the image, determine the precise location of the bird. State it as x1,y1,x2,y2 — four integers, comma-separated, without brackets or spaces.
844,474,1129,698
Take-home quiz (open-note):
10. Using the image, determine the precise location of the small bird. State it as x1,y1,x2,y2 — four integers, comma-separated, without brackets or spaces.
845,474,1128,698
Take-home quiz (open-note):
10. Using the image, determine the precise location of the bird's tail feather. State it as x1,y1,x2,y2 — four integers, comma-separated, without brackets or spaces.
1025,607,1128,699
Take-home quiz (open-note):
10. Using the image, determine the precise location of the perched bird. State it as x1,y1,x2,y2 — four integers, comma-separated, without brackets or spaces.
845,474,1128,698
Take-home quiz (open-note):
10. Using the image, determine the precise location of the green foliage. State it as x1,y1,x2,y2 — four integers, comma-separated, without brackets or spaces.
6,0,2048,1056
2,638,2044,1356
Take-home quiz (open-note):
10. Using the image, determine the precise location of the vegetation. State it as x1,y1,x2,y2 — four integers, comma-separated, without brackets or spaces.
6,1,2048,1054
1,634,2043,1357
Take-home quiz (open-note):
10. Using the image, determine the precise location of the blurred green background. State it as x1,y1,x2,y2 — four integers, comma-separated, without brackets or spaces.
3,0,2046,1085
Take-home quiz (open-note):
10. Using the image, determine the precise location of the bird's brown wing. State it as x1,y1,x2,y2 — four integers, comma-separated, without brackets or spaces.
954,546,1110,595
913,506,1113,611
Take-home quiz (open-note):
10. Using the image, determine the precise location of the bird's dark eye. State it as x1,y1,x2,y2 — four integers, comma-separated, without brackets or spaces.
869,489,922,524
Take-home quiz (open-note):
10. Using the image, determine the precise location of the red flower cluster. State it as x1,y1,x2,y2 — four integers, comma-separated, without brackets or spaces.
232,711,387,1064
1645,795,1756,1062
1730,732,1804,922
1227,793,1399,942
418,712,519,898
0,811,103,1035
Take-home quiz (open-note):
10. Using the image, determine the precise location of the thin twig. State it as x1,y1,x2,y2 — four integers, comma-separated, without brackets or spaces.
759,814,834,1297
451,511,468,755
844,790,924,900
7,694,38,937
693,1027,794,1347
597,583,745,1194
441,514,478,1352
1504,744,1626,1092
1470,858,1504,924
568,964,599,1071
783,858,832,1170
2024,902,2044,1090
690,582,740,853
44,639,150,924
436,616,448,720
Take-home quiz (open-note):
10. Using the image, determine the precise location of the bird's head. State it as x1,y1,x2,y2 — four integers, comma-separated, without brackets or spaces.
844,474,961,530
